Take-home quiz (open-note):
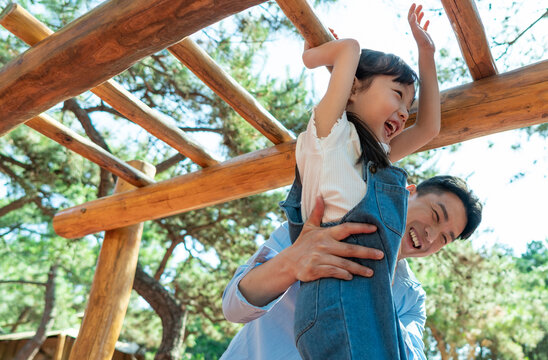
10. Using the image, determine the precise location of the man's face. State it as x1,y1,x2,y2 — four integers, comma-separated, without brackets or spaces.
399,186,467,259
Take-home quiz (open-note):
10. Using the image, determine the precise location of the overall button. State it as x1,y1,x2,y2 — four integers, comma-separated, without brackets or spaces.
369,165,377,173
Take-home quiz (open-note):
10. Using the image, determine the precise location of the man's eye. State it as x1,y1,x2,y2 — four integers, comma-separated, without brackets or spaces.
433,210,440,223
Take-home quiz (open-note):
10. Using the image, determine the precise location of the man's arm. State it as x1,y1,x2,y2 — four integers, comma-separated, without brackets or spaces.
394,261,428,359
222,197,384,322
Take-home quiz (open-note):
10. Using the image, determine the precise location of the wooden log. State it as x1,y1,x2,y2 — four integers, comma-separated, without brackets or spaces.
53,60,548,238
275,0,334,48
0,2,219,168
26,114,155,187
54,141,297,238
91,81,219,167
0,0,268,136
53,334,66,360
0,3,52,42
68,161,155,360
411,60,547,151
441,0,497,80
169,38,295,145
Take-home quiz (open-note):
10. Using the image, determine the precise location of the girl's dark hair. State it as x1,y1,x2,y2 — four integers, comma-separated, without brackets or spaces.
347,49,418,167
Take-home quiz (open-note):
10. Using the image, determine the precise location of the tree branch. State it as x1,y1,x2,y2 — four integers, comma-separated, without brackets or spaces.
155,154,186,174
0,196,39,218
63,98,115,197
0,280,47,286
14,265,57,360
133,265,185,360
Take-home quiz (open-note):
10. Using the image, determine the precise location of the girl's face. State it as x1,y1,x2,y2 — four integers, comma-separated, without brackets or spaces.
346,75,415,144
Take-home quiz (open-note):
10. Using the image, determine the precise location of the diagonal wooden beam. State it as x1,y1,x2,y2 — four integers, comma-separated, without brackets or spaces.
275,0,335,48
0,0,268,136
441,0,497,80
26,114,155,187
53,61,548,238
169,38,295,144
0,3,219,167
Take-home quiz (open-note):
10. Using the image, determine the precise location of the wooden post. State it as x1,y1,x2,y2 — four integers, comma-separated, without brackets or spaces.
53,334,66,360
68,160,155,360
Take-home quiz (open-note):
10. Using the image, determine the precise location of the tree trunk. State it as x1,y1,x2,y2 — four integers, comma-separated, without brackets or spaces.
14,265,57,360
133,265,186,360
428,321,450,360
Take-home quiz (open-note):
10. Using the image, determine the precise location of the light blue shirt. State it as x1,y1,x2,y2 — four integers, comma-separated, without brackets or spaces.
221,223,427,360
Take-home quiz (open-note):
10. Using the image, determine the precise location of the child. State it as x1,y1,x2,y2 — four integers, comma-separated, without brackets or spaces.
280,4,439,359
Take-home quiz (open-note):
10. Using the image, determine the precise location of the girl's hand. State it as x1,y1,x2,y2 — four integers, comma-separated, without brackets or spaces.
408,3,435,53
304,27,339,51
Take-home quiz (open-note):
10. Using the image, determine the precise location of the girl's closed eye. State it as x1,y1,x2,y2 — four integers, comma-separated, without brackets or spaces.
394,89,403,98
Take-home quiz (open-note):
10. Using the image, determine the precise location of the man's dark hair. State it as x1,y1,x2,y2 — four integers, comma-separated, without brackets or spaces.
416,175,482,240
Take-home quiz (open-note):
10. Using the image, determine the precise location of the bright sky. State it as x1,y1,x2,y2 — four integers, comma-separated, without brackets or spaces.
1,1,545,258
248,0,547,255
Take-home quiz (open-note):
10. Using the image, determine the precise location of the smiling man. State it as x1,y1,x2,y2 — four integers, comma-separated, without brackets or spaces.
221,175,482,360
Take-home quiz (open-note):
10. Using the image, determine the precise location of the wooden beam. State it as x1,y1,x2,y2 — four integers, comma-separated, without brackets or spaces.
169,38,295,144
53,141,297,238
68,161,155,360
0,3,220,168
441,0,497,80
91,81,219,167
412,60,547,151
53,61,547,238
0,0,268,136
26,114,155,187
275,0,335,48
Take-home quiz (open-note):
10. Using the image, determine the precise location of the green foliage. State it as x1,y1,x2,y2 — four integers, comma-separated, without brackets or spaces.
411,240,548,359
1,0,546,359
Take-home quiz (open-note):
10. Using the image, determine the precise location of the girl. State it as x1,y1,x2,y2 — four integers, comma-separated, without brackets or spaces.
280,4,439,359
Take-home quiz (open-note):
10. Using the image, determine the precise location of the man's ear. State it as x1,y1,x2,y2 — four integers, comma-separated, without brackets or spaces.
406,184,417,195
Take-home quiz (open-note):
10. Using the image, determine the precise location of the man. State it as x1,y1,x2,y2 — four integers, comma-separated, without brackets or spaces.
221,176,482,359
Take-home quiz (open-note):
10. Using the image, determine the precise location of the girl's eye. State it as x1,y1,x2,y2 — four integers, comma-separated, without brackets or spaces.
394,90,403,98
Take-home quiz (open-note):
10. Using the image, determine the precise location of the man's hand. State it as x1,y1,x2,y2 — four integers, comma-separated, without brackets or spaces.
283,197,384,282
408,3,435,53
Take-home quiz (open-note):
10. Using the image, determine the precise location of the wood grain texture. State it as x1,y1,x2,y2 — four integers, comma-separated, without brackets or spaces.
26,114,155,187
275,0,334,48
54,141,297,238
169,38,295,144
0,2,219,167
411,60,547,151
0,0,268,135
53,61,548,238
91,80,219,167
68,161,155,360
441,0,497,80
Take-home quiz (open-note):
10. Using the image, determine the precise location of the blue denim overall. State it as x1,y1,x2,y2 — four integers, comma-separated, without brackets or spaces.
280,159,409,360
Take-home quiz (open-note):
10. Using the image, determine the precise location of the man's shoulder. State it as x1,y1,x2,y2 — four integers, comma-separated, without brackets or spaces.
395,259,425,294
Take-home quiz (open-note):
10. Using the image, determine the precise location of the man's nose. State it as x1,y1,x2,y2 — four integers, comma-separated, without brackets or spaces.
425,225,439,243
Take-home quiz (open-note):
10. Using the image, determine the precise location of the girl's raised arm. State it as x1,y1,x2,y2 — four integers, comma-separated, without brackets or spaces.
303,39,361,138
389,3,440,162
